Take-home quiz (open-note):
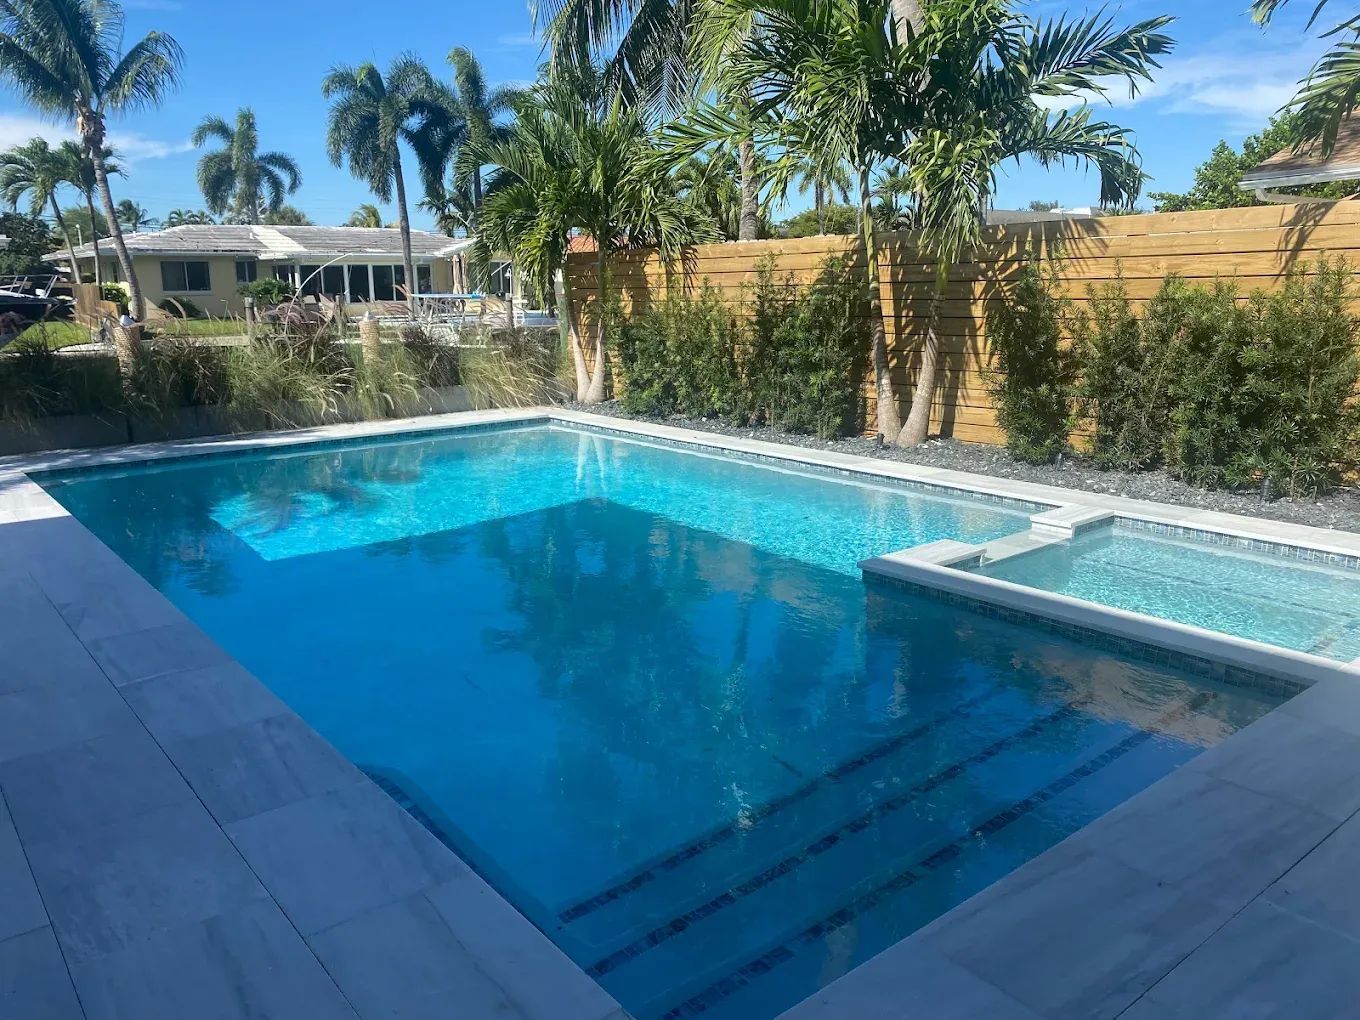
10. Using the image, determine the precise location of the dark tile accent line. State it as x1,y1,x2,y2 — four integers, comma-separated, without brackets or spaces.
548,421,1052,516
869,573,1307,701
656,691,1214,1019
585,698,1093,980
1117,518,1360,571
558,685,1010,925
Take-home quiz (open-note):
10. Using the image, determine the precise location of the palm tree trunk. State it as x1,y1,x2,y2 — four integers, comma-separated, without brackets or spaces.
890,0,924,36
558,266,589,402
89,146,138,316
393,158,418,316
900,274,946,446
584,245,609,403
815,180,826,235
738,138,760,242
859,164,900,442
49,198,81,286
470,169,482,234
83,193,103,288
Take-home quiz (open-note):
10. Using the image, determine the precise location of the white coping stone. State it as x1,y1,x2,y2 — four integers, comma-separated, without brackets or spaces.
872,540,983,568
1028,505,1116,536
4,407,1360,1020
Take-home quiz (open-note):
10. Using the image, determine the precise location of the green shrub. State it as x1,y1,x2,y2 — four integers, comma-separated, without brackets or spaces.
1075,273,1176,471
617,284,748,422
755,255,868,438
126,338,228,418
237,278,294,306
1239,258,1360,495
0,335,121,425
1158,278,1253,488
984,256,1077,463
99,283,126,306
158,296,203,319
400,324,460,388
616,255,867,437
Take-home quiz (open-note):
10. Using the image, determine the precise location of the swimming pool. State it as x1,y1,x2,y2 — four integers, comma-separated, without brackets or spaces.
977,522,1360,662
39,423,1288,1020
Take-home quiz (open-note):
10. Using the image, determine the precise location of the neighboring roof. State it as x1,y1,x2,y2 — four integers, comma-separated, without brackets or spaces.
1241,118,1360,191
0,235,9,250
566,234,598,254
46,225,474,262
986,207,1096,225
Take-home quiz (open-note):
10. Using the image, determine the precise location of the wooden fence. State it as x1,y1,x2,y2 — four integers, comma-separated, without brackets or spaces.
564,202,1360,444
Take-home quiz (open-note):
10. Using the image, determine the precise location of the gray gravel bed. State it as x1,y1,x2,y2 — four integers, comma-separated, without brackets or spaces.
568,402,1360,534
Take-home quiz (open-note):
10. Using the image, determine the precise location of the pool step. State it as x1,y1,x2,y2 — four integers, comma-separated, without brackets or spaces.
554,684,1044,945
638,724,1204,1020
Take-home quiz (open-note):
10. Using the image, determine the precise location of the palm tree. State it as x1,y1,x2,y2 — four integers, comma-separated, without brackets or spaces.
445,47,524,229
419,181,476,236
164,208,215,227
192,107,302,224
673,150,772,240
0,0,183,319
791,155,852,235
323,56,455,313
533,0,769,240
1253,1,1360,155
672,0,1170,445
468,65,716,402
58,140,118,287
347,203,383,228
261,204,310,225
114,198,155,232
0,138,81,278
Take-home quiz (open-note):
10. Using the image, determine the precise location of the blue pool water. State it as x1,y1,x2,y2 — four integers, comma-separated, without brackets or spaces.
41,425,1286,1020
979,524,1360,661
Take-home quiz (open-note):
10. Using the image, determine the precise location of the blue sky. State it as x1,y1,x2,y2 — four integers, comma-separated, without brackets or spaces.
0,0,1336,229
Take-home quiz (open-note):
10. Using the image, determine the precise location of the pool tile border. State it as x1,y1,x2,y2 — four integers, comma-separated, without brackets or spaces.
4,406,1360,1020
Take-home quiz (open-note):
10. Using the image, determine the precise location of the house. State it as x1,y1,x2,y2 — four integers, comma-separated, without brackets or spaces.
42,224,511,316
1240,117,1360,202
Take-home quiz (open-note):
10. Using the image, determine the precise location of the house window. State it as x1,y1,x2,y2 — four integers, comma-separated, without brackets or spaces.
417,265,432,294
321,265,346,298
347,265,371,302
298,265,322,297
489,260,512,297
273,265,295,286
235,259,257,284
373,265,396,302
160,260,211,293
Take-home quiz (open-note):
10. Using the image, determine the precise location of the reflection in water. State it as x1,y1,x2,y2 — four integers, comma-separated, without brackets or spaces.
40,431,1286,1020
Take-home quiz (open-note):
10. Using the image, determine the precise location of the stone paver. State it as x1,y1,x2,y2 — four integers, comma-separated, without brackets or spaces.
0,926,84,1020
0,794,46,943
224,778,468,936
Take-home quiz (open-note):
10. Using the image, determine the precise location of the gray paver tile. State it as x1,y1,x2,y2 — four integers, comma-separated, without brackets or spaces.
224,778,466,935
31,549,187,643
426,869,623,1020
777,942,1042,1020
70,898,358,1020
0,672,135,765
1080,768,1336,910
0,796,46,942
0,724,194,846
1280,676,1360,737
0,573,95,696
1265,810,1360,941
921,842,1229,1020
86,620,232,687
167,712,360,825
1122,900,1360,1019
121,660,289,743
27,799,268,962
0,927,84,1020
1188,709,1360,822
309,893,523,1020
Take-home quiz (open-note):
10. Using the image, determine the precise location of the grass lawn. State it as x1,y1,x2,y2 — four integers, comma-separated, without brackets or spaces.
13,320,93,349
151,318,248,337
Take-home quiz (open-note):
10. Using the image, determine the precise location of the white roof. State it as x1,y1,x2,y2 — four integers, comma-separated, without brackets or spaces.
47,225,474,262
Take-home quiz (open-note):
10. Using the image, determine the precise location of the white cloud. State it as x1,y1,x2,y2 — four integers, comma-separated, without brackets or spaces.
1036,36,1324,131
496,33,539,48
0,113,191,161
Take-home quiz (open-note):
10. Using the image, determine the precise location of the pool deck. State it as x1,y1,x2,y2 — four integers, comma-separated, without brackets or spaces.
4,407,1360,1020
